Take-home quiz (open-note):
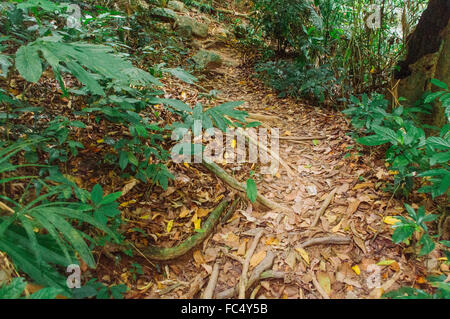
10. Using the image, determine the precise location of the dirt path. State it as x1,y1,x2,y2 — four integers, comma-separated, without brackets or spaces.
123,38,430,299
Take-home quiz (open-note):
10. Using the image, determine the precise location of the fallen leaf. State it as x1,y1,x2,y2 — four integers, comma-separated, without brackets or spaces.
383,216,400,225
352,265,361,275
295,247,310,265
353,182,374,190
166,220,173,233
250,250,266,268
316,272,331,295
193,250,205,265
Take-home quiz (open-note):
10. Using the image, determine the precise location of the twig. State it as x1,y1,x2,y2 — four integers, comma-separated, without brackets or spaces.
299,235,351,248
278,136,327,141
202,262,220,299
238,229,265,299
250,285,261,299
223,251,245,264
185,273,207,298
247,113,280,122
311,188,338,227
215,8,250,18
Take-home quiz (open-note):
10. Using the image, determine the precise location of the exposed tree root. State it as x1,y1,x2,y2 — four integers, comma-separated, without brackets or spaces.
142,199,229,261
202,159,293,213
217,251,275,299
202,261,220,299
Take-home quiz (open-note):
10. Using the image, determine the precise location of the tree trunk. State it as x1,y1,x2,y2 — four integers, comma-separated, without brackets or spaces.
393,0,450,128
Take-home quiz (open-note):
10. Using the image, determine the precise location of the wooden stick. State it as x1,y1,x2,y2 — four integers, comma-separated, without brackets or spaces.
278,136,327,141
202,262,220,299
238,229,264,299
247,113,280,122
311,188,338,227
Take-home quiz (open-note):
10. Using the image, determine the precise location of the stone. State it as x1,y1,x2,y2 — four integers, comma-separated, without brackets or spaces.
176,24,192,39
175,16,209,38
193,50,222,71
167,0,185,12
151,7,177,22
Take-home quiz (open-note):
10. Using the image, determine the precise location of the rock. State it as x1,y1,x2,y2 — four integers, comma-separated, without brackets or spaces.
175,16,209,38
167,0,185,12
176,24,192,39
151,7,177,22
193,50,222,71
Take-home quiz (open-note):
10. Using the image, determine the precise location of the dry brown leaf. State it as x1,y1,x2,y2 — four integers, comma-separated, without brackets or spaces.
193,250,206,265
250,250,266,268
121,178,138,197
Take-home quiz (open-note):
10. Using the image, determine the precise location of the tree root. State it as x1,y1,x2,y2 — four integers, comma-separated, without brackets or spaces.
142,199,229,261
217,251,275,299
202,159,292,213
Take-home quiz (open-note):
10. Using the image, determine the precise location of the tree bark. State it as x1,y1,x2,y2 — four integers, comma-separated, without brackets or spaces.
393,0,450,127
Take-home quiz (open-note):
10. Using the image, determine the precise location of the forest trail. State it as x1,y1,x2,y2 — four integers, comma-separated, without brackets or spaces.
117,29,429,299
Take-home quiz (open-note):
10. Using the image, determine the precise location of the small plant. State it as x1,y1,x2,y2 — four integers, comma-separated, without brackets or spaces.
0,277,62,299
391,204,438,256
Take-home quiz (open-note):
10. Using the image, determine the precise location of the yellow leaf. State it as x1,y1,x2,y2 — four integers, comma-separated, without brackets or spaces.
166,220,173,233
179,207,190,218
194,218,201,230
295,247,310,265
250,250,266,268
316,272,331,295
376,259,396,266
352,265,361,275
140,214,150,220
353,182,374,190
231,139,236,148
383,216,400,225
197,208,210,218
184,162,190,168
97,139,104,144
193,250,205,264
120,199,136,207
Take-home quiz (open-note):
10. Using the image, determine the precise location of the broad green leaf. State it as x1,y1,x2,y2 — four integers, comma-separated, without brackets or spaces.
246,178,257,203
15,45,42,83
91,184,103,206
431,78,448,90
419,233,435,256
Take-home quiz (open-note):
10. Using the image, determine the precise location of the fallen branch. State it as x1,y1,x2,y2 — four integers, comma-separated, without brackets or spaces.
247,113,280,122
215,8,250,18
202,262,220,299
311,187,338,227
142,199,229,260
202,159,292,213
299,235,351,248
278,136,327,141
